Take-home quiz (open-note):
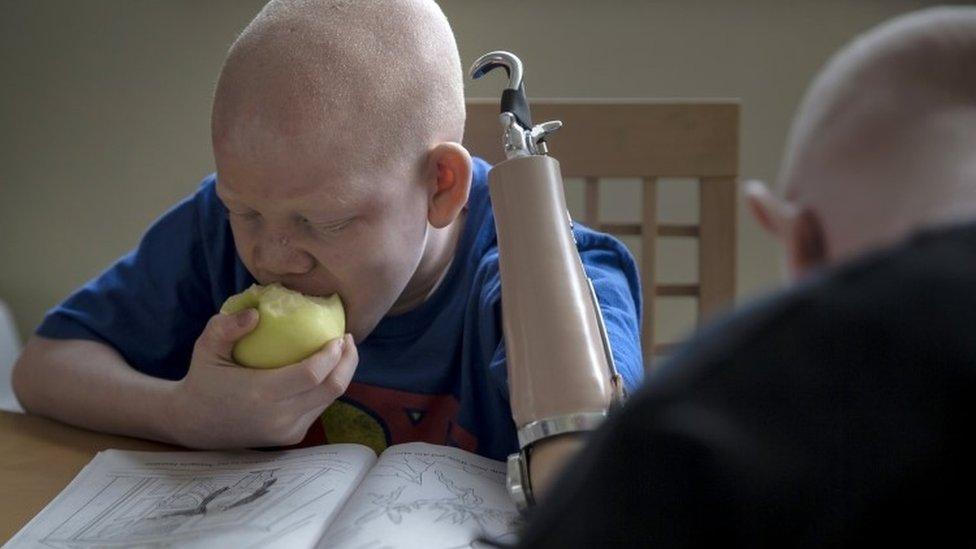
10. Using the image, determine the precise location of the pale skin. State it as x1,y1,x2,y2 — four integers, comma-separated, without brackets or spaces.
12,0,469,449
12,136,472,449
12,0,575,499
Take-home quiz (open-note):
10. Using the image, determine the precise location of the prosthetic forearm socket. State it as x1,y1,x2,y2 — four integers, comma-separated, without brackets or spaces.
489,156,626,508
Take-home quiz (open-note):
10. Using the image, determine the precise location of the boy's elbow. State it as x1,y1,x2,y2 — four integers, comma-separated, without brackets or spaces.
12,338,38,413
12,336,59,414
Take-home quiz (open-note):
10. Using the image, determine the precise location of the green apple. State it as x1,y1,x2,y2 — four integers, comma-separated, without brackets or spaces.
219,283,345,369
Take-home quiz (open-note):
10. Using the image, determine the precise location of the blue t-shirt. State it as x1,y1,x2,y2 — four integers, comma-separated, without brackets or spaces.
37,158,644,460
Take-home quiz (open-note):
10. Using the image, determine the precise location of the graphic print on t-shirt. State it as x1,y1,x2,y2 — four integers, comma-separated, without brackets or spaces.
297,382,479,454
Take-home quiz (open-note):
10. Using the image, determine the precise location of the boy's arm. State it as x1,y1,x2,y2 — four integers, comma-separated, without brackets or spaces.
532,230,644,500
15,177,354,448
14,310,360,449
527,434,587,499
14,336,184,444
486,228,644,502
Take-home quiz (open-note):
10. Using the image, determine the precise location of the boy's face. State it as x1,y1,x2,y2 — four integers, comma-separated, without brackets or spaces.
213,138,431,342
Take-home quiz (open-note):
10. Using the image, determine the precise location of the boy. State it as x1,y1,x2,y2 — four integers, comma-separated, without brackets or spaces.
516,7,976,546
13,0,642,478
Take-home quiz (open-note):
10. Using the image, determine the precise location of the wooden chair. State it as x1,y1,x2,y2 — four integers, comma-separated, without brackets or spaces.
463,99,739,370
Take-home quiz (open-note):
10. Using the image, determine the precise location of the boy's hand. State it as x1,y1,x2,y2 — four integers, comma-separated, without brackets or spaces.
166,309,358,449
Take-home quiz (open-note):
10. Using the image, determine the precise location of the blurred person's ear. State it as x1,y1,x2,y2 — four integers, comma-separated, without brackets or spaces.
745,180,827,280
425,142,472,229
745,180,792,236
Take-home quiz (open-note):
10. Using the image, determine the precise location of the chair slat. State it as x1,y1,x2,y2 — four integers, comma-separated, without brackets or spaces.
465,100,739,177
600,223,642,235
699,176,737,320
585,177,600,228
640,177,658,370
655,284,700,297
600,223,701,238
658,224,699,237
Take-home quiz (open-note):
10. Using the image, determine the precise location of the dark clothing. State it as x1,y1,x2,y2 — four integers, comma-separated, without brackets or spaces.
518,221,976,547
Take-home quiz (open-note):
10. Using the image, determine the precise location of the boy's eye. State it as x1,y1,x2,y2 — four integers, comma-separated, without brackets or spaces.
304,217,353,235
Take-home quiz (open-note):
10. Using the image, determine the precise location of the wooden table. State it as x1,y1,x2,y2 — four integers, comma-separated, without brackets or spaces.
0,411,175,543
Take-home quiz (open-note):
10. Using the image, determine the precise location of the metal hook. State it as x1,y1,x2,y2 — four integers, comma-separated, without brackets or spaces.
469,50,533,134
469,51,523,91
469,50,562,158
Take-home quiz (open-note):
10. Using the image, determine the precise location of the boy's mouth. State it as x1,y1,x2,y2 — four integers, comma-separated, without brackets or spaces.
268,278,337,300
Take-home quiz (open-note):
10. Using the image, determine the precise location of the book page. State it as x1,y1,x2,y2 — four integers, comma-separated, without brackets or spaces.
5,444,375,549
317,442,521,548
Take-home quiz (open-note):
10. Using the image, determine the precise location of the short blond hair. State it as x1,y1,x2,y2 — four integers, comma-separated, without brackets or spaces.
779,7,976,257
212,0,465,171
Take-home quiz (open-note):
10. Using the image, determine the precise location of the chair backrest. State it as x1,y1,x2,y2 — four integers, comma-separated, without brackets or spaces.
464,99,739,370
0,300,24,413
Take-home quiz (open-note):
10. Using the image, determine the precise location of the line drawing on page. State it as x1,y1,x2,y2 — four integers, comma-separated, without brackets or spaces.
316,450,521,548
36,456,356,548
372,454,438,485
354,467,518,533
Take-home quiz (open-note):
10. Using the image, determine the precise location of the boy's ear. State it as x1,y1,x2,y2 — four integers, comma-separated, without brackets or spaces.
426,142,473,229
744,180,829,278
744,180,793,239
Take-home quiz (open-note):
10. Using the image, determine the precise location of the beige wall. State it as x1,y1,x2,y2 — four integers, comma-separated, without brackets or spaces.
0,0,940,345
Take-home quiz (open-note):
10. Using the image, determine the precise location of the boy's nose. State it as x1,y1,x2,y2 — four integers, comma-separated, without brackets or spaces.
253,233,315,276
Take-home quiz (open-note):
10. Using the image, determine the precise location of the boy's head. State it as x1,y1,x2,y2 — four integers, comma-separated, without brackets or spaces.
210,0,472,341
747,7,976,279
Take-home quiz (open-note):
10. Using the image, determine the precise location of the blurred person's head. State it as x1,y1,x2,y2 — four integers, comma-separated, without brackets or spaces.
210,0,471,341
747,7,976,279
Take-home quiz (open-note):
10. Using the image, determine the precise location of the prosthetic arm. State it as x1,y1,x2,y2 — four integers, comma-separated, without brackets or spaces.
469,52,627,509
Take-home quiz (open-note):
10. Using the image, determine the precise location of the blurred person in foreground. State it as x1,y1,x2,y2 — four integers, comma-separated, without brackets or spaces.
516,6,976,547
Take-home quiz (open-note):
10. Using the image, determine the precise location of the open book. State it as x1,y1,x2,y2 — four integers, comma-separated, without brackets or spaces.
5,442,520,548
